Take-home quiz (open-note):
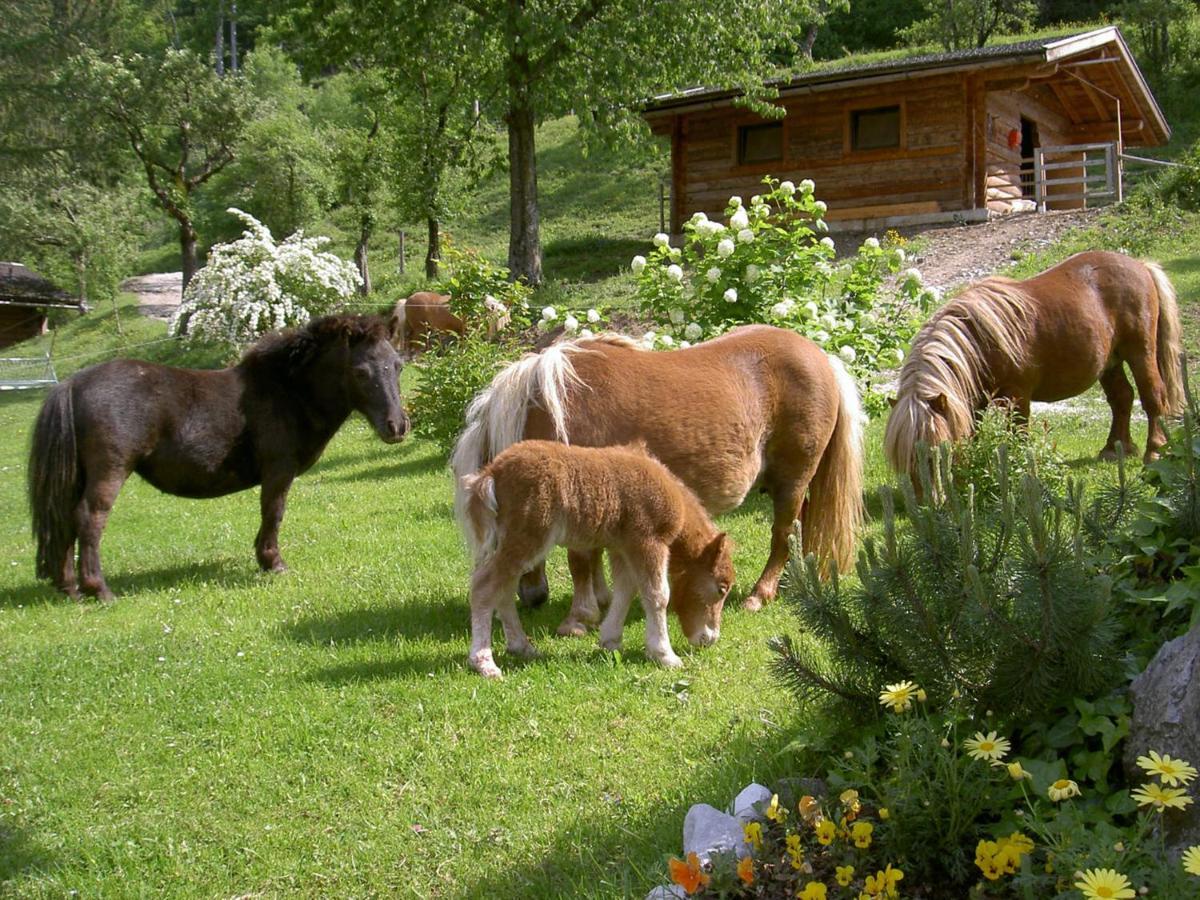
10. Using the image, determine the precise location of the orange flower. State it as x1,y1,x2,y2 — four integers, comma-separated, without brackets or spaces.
737,855,755,885
668,852,710,894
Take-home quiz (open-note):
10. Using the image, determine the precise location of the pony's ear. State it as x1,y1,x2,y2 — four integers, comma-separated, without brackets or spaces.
929,393,949,416
623,437,651,457
705,532,732,561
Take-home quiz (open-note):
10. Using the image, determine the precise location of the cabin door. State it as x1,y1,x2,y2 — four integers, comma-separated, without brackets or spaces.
1019,117,1039,198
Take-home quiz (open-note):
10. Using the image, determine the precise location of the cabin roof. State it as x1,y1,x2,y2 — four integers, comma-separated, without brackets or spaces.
0,262,81,309
644,27,1169,145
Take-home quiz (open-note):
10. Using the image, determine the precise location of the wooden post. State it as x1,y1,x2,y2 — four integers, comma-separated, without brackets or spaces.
658,179,666,234
1114,97,1124,203
397,231,406,274
670,115,685,235
1034,147,1045,212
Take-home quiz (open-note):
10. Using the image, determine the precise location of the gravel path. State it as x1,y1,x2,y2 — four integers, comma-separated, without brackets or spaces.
123,272,183,322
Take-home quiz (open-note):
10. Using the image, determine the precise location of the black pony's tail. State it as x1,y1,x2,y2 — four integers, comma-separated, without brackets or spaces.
28,382,80,581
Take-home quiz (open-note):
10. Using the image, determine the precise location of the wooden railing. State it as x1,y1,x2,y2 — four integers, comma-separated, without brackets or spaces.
1032,142,1120,212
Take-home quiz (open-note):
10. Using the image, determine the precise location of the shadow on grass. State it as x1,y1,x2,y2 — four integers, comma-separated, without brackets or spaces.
0,559,256,610
283,591,474,645
0,820,53,884
320,451,447,484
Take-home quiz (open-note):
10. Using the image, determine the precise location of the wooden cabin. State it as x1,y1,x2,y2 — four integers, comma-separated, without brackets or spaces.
0,262,83,350
643,27,1169,233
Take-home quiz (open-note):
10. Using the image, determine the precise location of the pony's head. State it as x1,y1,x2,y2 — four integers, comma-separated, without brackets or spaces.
669,532,735,647
884,388,967,478
310,315,409,443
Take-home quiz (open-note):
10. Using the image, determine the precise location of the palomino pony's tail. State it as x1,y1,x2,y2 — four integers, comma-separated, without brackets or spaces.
803,355,866,574
28,381,80,581
460,472,499,563
449,342,580,540
1146,261,1185,415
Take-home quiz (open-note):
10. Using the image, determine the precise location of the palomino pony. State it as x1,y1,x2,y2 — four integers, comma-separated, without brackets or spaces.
885,251,1183,476
451,324,864,635
28,315,408,601
460,440,734,678
389,291,511,358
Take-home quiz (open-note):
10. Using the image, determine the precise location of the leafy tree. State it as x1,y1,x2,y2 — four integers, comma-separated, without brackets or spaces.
66,48,256,289
1121,0,1195,79
900,0,1038,50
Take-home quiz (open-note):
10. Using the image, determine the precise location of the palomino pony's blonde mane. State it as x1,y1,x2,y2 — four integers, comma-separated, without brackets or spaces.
449,333,642,536
884,279,1033,475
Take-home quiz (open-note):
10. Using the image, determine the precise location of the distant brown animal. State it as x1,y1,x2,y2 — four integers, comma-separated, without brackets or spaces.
884,251,1184,477
28,315,408,601
460,440,734,679
451,325,864,637
389,292,464,357
389,291,511,358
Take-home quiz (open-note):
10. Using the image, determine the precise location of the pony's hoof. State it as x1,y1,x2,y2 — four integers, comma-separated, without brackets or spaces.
599,637,622,652
556,618,592,637
517,583,549,608
653,653,685,669
469,652,503,679
742,595,766,612
507,642,540,660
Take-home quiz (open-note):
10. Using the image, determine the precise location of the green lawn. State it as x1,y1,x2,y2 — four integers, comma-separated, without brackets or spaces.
3,211,1200,897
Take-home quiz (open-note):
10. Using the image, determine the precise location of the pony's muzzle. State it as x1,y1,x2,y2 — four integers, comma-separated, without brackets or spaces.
689,626,719,647
381,414,409,443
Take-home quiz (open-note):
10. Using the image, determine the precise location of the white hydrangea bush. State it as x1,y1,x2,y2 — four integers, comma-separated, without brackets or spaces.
170,209,362,348
631,177,941,415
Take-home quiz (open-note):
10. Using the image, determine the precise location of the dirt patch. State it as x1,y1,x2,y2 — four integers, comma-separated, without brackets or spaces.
838,208,1102,291
123,272,183,322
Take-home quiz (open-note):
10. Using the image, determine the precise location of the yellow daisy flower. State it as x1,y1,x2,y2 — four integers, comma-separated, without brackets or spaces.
1183,845,1200,877
797,882,827,900
851,821,874,849
963,730,1010,762
878,680,919,712
743,821,762,850
1131,781,1194,811
1003,760,1032,780
1074,867,1135,899
815,819,836,845
835,864,855,886
1048,778,1081,801
1136,750,1198,787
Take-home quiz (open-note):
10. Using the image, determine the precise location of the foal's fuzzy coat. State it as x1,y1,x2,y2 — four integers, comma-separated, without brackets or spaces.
460,441,734,679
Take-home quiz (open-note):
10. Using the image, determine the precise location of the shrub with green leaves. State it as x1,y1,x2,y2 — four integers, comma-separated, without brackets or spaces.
630,177,939,414
435,237,533,333
770,444,1120,723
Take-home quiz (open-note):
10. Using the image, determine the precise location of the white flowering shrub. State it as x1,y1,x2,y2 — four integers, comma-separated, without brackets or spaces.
537,304,609,339
171,208,361,347
632,178,941,415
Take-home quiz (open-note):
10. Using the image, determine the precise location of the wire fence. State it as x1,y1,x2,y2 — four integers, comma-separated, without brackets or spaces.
0,353,58,390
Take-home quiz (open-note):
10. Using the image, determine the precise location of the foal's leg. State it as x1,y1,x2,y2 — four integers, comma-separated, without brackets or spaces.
1126,349,1170,461
468,561,522,679
75,471,126,602
597,553,638,654
630,546,683,669
556,549,605,637
255,473,294,573
1098,366,1138,461
495,591,539,660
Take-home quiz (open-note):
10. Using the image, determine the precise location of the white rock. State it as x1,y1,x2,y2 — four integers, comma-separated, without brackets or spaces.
730,783,773,823
645,886,688,900
682,803,750,864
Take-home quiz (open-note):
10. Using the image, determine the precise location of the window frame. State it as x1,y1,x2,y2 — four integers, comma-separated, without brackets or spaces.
845,100,906,156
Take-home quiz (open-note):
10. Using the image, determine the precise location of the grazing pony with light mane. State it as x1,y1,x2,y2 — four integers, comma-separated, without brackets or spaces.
451,324,864,636
885,250,1183,477
460,440,734,678
389,291,510,358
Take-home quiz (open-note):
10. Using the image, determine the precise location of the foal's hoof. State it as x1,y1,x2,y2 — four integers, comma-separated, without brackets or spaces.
517,583,549,609
469,652,504,679
556,617,593,638
507,642,541,660
742,594,767,613
653,653,685,669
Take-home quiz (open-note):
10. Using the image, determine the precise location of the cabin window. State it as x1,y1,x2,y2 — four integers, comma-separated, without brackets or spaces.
850,105,901,151
738,122,783,165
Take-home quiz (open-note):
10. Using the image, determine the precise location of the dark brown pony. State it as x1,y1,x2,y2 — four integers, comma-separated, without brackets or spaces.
451,325,864,635
885,251,1184,475
28,315,408,601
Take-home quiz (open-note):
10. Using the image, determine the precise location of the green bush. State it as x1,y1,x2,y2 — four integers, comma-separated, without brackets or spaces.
770,444,1119,723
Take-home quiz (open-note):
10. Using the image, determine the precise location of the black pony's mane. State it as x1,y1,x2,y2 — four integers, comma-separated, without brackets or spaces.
239,314,390,374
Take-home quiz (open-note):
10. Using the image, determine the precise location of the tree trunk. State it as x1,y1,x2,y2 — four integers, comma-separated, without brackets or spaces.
214,0,225,75
180,220,199,291
426,216,440,280
506,96,541,285
230,1,239,73
801,23,818,61
355,219,371,296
